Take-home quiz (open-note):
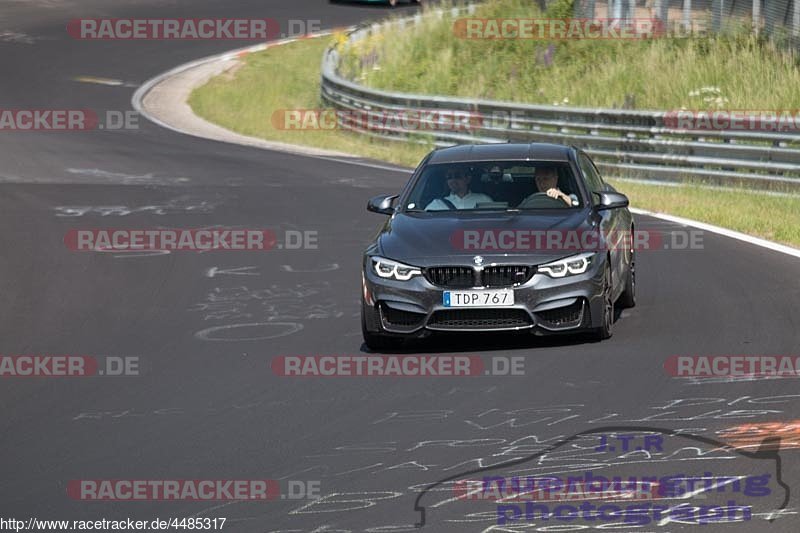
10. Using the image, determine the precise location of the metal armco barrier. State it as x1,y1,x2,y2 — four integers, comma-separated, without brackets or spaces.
320,10,800,191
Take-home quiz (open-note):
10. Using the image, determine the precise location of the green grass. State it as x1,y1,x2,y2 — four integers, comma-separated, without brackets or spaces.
189,36,431,168
608,180,800,247
340,0,800,110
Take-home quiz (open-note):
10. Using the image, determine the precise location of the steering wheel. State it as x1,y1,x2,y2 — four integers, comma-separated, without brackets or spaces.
517,192,567,209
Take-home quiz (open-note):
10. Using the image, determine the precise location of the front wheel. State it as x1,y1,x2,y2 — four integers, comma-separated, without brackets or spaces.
592,264,614,340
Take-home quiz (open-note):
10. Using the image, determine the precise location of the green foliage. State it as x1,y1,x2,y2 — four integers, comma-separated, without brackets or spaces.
545,0,575,19
338,0,800,110
189,37,431,167
609,180,800,248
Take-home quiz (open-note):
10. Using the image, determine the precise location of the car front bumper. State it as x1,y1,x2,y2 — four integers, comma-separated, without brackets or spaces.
362,255,607,337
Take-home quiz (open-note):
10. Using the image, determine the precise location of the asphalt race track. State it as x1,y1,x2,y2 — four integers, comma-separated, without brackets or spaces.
1,1,800,531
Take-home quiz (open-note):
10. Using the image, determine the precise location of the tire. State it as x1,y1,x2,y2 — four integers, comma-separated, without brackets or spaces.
592,264,614,340
618,242,636,309
361,304,403,351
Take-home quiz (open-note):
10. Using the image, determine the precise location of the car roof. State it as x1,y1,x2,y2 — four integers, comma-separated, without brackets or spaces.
426,143,573,164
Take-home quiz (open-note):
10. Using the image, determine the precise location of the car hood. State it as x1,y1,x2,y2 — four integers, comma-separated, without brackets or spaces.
378,210,596,266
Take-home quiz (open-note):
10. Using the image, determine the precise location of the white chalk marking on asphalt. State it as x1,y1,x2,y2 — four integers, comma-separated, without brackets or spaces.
630,207,800,260
65,168,191,184
194,322,303,341
0,31,38,44
281,263,339,273
72,76,137,87
189,501,240,519
316,156,411,173
112,250,171,259
205,266,259,278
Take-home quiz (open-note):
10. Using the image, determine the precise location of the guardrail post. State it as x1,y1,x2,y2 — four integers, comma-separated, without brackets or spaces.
585,0,596,19
607,0,620,19
753,0,762,35
612,0,632,20
795,0,800,36
682,0,692,32
654,0,669,24
712,0,724,32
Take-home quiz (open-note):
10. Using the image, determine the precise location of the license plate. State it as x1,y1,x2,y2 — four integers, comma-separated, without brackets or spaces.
443,289,514,307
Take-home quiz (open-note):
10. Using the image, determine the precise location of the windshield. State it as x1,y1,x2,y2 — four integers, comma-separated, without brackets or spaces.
404,161,582,212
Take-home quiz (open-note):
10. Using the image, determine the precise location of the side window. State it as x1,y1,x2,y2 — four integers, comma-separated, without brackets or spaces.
579,153,604,205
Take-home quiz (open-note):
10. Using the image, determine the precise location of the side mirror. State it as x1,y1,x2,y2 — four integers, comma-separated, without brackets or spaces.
367,194,398,215
594,191,629,210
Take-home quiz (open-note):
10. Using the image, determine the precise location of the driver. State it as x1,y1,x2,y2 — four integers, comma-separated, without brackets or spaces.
522,167,576,206
425,167,493,210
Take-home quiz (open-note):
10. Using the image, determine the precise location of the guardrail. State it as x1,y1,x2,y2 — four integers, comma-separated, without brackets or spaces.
320,9,800,191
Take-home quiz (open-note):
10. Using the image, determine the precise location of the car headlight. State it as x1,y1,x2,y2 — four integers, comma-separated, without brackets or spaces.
371,256,422,281
537,252,596,278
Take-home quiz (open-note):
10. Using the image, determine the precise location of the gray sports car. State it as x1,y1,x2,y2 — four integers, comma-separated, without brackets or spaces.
361,143,635,350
